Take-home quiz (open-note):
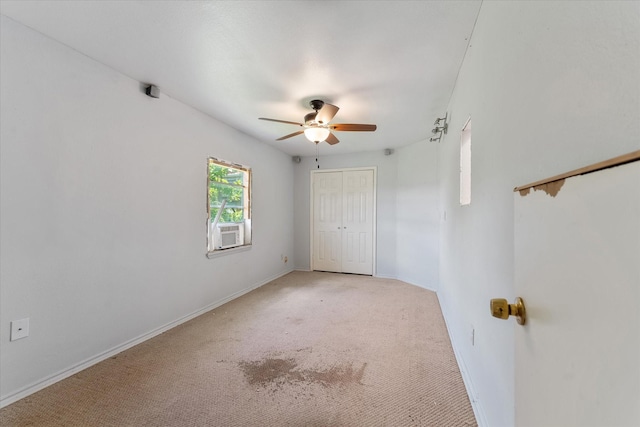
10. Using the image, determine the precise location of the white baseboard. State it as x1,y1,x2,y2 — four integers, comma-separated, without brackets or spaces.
0,268,294,408
373,273,395,280
374,274,438,293
437,293,489,427
395,275,438,293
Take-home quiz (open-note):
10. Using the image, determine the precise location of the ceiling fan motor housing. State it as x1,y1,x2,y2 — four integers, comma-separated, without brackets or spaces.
309,99,325,111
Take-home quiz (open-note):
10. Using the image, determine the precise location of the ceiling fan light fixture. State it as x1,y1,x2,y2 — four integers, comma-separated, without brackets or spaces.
259,100,376,146
304,127,330,143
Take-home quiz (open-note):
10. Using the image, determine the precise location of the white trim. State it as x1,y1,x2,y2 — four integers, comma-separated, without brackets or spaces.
437,292,489,427
310,166,378,173
462,115,472,132
206,244,251,259
309,169,314,271
460,116,472,206
309,167,377,275
373,273,396,280
375,274,438,293
372,168,377,277
0,268,294,408
394,276,438,293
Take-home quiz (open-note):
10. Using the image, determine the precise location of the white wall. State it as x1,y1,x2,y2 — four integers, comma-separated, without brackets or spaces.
438,2,640,426
0,16,294,404
292,141,440,290
396,141,439,290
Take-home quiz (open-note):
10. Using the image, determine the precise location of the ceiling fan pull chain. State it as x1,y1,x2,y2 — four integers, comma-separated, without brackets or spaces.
315,142,320,169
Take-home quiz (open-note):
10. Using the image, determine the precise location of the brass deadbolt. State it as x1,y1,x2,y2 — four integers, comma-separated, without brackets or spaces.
490,297,526,325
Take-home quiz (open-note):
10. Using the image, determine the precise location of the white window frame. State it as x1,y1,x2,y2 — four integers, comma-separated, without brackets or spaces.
460,116,472,206
206,157,252,258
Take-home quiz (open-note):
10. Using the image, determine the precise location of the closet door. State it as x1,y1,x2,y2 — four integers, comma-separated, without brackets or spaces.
312,169,374,275
342,170,374,275
312,172,343,272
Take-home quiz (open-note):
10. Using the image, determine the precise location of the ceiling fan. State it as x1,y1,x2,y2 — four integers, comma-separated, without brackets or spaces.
259,100,377,145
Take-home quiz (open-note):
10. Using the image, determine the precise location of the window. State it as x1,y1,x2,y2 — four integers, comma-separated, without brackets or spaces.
460,117,471,206
207,158,251,255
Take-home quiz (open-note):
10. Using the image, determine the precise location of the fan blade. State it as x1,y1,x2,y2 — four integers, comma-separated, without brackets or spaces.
276,130,304,141
315,103,339,124
330,123,377,132
259,117,303,126
325,132,340,145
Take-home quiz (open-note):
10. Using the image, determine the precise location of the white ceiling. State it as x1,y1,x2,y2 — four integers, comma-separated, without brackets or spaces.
1,1,481,157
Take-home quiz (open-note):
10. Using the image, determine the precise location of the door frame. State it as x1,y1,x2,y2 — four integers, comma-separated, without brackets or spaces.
310,167,377,275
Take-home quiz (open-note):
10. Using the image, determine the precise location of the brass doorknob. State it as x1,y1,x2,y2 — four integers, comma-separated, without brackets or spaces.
490,297,526,325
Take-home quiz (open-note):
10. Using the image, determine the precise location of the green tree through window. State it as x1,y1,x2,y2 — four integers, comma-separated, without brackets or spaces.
207,158,251,255
208,161,247,223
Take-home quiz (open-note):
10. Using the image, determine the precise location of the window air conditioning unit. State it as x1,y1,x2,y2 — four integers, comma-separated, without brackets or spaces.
213,223,244,249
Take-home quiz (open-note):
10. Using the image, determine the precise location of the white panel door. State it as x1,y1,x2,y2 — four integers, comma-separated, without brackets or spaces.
312,169,375,275
514,161,640,427
313,172,343,272
342,170,374,275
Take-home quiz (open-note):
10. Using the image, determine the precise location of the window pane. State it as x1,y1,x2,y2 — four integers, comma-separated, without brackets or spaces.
207,157,252,254
209,162,245,223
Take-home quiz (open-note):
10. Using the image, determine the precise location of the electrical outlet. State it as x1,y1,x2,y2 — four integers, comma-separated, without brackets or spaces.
10,318,30,341
283,256,288,263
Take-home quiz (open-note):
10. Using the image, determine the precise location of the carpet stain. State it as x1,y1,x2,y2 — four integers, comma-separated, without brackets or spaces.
239,358,304,385
304,362,367,386
238,358,367,388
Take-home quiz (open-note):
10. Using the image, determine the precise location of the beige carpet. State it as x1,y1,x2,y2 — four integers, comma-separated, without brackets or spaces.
0,271,477,426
